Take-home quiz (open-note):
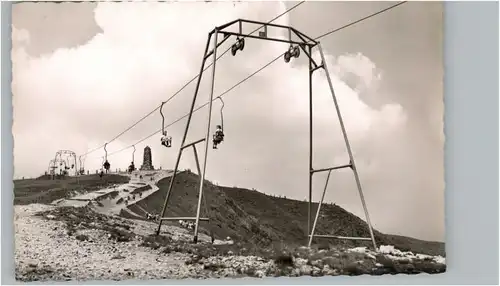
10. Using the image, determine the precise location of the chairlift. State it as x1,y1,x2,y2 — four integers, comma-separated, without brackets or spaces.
102,143,111,173
160,102,172,148
212,97,225,149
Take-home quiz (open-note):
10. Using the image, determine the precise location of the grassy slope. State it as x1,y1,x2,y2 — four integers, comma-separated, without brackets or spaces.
13,174,130,205
13,171,444,256
130,171,445,256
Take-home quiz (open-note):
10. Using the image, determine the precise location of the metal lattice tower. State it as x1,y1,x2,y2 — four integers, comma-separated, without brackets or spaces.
53,150,78,181
155,19,377,250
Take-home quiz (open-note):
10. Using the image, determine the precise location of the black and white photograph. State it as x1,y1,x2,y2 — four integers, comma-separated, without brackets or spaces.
12,0,446,282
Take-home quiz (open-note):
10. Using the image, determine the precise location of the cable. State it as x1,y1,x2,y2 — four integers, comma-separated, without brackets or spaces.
94,1,407,159
247,1,305,35
80,1,305,158
313,1,407,40
106,52,285,158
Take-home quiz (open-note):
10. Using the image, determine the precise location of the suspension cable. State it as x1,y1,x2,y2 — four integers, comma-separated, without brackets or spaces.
91,1,408,159
80,1,305,158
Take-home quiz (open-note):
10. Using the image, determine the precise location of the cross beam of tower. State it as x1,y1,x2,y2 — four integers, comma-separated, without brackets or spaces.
155,19,377,250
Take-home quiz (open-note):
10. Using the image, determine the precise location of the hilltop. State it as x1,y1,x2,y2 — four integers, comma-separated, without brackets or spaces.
13,174,129,205
126,170,445,257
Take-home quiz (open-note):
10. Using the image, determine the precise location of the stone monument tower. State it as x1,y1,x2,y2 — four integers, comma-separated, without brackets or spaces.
140,146,155,171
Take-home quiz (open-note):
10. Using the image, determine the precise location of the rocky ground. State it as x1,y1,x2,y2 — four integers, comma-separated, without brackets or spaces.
15,204,446,282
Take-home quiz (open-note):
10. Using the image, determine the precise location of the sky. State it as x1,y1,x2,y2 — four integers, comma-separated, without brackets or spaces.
11,1,444,242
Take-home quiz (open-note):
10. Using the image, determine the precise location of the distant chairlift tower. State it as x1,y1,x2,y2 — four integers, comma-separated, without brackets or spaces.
54,150,79,182
155,19,377,250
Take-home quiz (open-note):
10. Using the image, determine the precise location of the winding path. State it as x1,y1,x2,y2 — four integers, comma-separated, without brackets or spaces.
52,170,175,217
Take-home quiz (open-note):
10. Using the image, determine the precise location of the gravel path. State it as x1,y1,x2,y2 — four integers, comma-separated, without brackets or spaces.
53,170,174,217
15,204,190,281
14,204,271,282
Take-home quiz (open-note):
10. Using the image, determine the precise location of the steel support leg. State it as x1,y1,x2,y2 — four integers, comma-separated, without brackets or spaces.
317,43,377,250
192,145,215,243
156,32,213,236
193,29,219,244
308,170,331,247
307,45,314,242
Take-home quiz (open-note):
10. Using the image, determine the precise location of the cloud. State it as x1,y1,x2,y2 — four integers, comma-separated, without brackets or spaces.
12,2,443,241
